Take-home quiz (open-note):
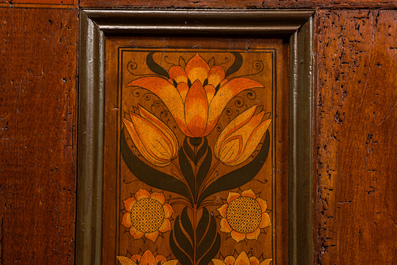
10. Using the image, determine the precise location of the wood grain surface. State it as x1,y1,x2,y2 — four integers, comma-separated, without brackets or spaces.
80,0,397,9
0,8,78,265
1,2,397,265
315,10,397,264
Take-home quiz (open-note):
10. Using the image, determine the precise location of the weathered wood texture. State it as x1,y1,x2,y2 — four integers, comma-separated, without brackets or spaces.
0,8,78,265
316,10,397,264
80,0,397,9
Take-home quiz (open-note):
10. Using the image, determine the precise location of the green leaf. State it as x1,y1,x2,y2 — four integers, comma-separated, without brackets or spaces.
196,147,212,195
194,138,208,165
179,148,195,199
196,208,209,246
181,207,194,241
197,234,220,265
174,216,194,259
146,52,169,78
197,132,270,205
121,129,193,204
170,228,193,265
197,212,217,260
225,52,243,77
183,137,195,162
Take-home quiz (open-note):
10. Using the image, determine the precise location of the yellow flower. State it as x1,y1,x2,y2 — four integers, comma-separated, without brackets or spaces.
123,105,178,167
217,190,271,242
117,250,178,265
121,189,174,242
214,105,271,166
128,53,264,137
212,251,272,265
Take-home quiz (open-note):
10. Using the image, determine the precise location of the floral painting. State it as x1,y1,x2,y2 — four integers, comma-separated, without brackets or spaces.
115,49,276,265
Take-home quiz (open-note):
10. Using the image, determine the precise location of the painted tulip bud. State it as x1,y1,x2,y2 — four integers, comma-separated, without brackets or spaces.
214,105,271,166
123,105,178,167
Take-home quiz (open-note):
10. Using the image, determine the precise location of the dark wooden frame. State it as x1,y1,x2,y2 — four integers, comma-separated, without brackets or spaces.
77,9,314,265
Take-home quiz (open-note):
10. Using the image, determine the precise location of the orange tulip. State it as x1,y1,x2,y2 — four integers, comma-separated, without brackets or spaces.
127,53,264,138
123,105,178,167
214,105,271,166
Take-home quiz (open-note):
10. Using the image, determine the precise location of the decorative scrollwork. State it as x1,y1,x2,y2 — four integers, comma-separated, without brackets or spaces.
246,90,257,100
127,60,137,75
234,96,245,108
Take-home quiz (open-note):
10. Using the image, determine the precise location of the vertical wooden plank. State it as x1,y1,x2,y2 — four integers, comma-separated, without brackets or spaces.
316,10,397,264
0,8,78,265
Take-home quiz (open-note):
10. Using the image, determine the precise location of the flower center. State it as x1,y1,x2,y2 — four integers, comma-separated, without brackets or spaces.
131,198,165,233
226,196,262,234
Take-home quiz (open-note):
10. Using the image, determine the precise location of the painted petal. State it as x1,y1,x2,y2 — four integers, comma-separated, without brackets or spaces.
141,250,157,264
130,113,174,164
228,119,270,166
176,83,189,102
123,197,136,212
220,218,233,233
235,251,250,265
241,189,256,199
223,111,265,158
227,192,241,203
214,106,257,155
158,218,172,233
184,80,209,137
217,136,243,164
204,84,216,103
121,213,132,228
145,230,159,242
256,198,268,212
138,105,178,158
124,117,169,167
208,78,264,129
208,66,226,87
155,255,167,263
163,260,179,265
130,254,142,263
249,257,260,265
185,53,210,84
123,118,156,165
116,256,136,265
168,65,188,84
224,256,236,265
259,259,272,265
150,192,166,205
259,213,271,228
230,230,245,242
129,226,144,239
127,77,185,132
163,203,174,218
212,259,227,265
217,204,228,218
135,188,150,200
246,228,260,240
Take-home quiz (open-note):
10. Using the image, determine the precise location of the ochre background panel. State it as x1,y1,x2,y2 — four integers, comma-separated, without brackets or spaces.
316,10,397,264
0,8,78,265
1,1,397,265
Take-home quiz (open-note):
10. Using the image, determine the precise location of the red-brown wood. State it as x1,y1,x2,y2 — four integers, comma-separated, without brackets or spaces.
0,8,78,265
315,10,397,264
80,0,397,9
1,2,397,265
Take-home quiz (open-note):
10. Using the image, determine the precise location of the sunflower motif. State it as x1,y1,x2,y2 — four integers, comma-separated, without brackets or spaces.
217,189,271,242
212,251,272,265
121,189,174,242
117,250,178,265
